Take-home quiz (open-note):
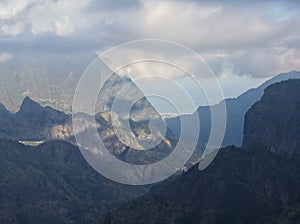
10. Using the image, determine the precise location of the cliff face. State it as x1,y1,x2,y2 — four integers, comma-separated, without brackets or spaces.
243,79,300,155
99,79,300,224
166,71,300,147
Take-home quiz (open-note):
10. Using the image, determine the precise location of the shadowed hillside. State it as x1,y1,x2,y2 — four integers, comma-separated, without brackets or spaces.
100,79,300,224
0,139,149,224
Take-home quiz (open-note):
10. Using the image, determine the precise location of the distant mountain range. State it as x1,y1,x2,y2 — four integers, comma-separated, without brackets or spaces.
0,69,183,223
100,79,300,224
0,95,178,165
1,72,300,223
0,53,94,112
0,52,159,122
166,71,300,147
0,96,68,140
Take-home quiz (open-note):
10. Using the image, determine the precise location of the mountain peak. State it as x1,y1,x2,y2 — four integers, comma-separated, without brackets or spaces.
0,102,7,110
16,96,67,124
0,102,9,115
22,96,37,105
18,96,44,114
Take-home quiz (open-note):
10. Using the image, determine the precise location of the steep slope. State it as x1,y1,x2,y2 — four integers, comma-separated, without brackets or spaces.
100,79,300,224
0,102,9,115
166,71,300,147
0,69,162,140
101,148,300,224
243,79,300,155
16,96,67,124
0,96,70,140
97,74,160,122
0,96,178,165
0,139,148,224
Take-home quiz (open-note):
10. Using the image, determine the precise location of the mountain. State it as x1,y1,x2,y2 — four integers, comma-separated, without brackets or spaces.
0,138,149,224
243,79,300,155
100,79,300,224
16,96,67,123
0,95,178,166
100,148,300,224
97,73,160,122
0,64,163,141
0,52,159,122
0,96,70,141
0,53,164,143
166,71,300,147
0,102,9,115
0,52,94,112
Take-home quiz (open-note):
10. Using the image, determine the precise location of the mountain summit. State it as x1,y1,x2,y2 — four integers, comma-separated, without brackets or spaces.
16,96,67,124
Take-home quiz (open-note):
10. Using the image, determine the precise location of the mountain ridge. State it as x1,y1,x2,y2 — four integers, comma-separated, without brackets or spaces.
243,79,300,155
166,70,300,147
99,79,300,224
0,95,180,166
0,137,149,224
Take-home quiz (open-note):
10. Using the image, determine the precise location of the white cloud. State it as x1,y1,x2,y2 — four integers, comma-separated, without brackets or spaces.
29,0,91,36
54,15,73,36
225,47,300,77
92,1,300,78
1,0,300,78
0,52,13,62
0,0,34,19
0,0,91,36
110,1,283,49
1,21,25,36
98,41,215,81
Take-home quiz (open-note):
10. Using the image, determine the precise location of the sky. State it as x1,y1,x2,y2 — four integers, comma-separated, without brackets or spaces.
1,0,300,113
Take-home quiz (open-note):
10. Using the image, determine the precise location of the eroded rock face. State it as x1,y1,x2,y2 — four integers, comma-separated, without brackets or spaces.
243,79,300,155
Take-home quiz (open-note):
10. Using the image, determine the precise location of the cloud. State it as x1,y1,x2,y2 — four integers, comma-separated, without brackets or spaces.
0,52,13,62
0,0,33,19
1,21,25,36
109,1,286,49
1,0,300,78
0,0,91,36
29,0,91,36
